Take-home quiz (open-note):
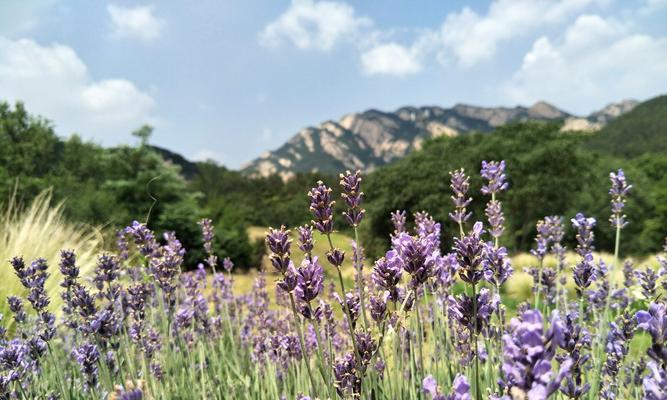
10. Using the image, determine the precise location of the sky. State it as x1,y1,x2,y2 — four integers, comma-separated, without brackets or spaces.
0,0,666,168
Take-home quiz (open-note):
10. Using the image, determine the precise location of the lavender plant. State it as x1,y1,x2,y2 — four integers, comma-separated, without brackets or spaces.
0,163,663,400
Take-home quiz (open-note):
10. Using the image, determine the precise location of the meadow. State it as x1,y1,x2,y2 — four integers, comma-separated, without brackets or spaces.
0,162,665,400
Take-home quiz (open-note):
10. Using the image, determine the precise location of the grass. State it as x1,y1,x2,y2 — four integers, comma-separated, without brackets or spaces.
0,190,104,317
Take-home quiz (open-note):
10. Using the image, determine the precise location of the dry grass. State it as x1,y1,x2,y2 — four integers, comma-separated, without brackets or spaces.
0,190,104,316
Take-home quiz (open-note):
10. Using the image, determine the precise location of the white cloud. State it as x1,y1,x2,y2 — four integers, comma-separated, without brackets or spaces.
438,0,604,67
259,0,371,51
107,4,165,43
360,43,422,76
505,14,667,113
0,37,155,141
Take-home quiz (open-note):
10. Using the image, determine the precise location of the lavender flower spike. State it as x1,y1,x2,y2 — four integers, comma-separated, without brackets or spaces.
391,210,407,235
449,168,472,225
308,181,335,234
501,309,571,399
480,160,508,195
340,170,365,227
609,169,631,229
423,373,471,400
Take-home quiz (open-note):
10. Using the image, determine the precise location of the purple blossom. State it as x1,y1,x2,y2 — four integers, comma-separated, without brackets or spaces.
448,288,499,337
573,253,596,295
392,232,438,288
391,210,407,234
449,168,473,225
266,226,292,274
485,200,505,239
340,170,365,227
371,251,403,302
222,257,234,272
571,213,596,257
636,266,659,300
483,243,513,287
124,220,158,257
455,222,486,285
72,343,100,390
480,160,508,195
295,257,324,304
308,181,335,234
557,313,591,398
296,225,314,254
369,292,389,323
500,310,571,400
198,218,218,269
423,373,471,400
609,169,631,229
636,303,667,367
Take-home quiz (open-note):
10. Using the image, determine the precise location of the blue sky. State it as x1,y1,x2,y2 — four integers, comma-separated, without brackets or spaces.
1,0,666,168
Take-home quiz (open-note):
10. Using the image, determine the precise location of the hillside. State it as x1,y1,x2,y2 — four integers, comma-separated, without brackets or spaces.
241,100,637,179
586,95,667,158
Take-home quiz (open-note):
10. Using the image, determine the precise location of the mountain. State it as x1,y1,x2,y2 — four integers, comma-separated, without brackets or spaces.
586,96,666,158
241,100,637,179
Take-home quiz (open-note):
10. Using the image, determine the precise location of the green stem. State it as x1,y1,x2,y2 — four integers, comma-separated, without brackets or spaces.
354,227,370,331
472,282,481,400
288,293,318,396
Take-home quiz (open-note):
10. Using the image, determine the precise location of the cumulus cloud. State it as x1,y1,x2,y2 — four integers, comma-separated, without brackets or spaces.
0,37,155,141
107,3,165,43
504,14,667,113
360,43,422,77
259,0,371,51
438,0,604,67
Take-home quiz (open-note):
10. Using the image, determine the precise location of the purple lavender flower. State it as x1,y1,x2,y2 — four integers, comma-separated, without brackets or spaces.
371,251,403,302
116,229,129,261
480,160,508,195
369,292,389,323
326,247,345,268
434,252,459,290
455,222,486,285
334,353,360,397
573,253,596,296
295,257,324,304
635,266,659,300
198,218,218,269
423,373,471,400
636,303,667,367
609,169,631,229
73,343,100,390
643,361,667,400
334,291,360,329
557,312,591,398
222,257,234,272
93,254,119,292
483,243,513,287
485,200,505,240
354,330,377,366
124,221,158,257
297,225,314,254
392,232,438,288
266,226,292,274
500,310,571,399
414,211,441,247
391,210,407,234
7,296,26,325
308,181,335,234
59,250,79,288
340,170,365,227
449,168,473,226
623,260,636,288
571,213,596,257
448,288,499,337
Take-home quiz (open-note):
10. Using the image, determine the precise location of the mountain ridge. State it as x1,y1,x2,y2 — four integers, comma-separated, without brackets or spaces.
241,99,639,179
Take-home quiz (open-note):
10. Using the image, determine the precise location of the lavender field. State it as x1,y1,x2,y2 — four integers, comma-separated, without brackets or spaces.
1,162,665,400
